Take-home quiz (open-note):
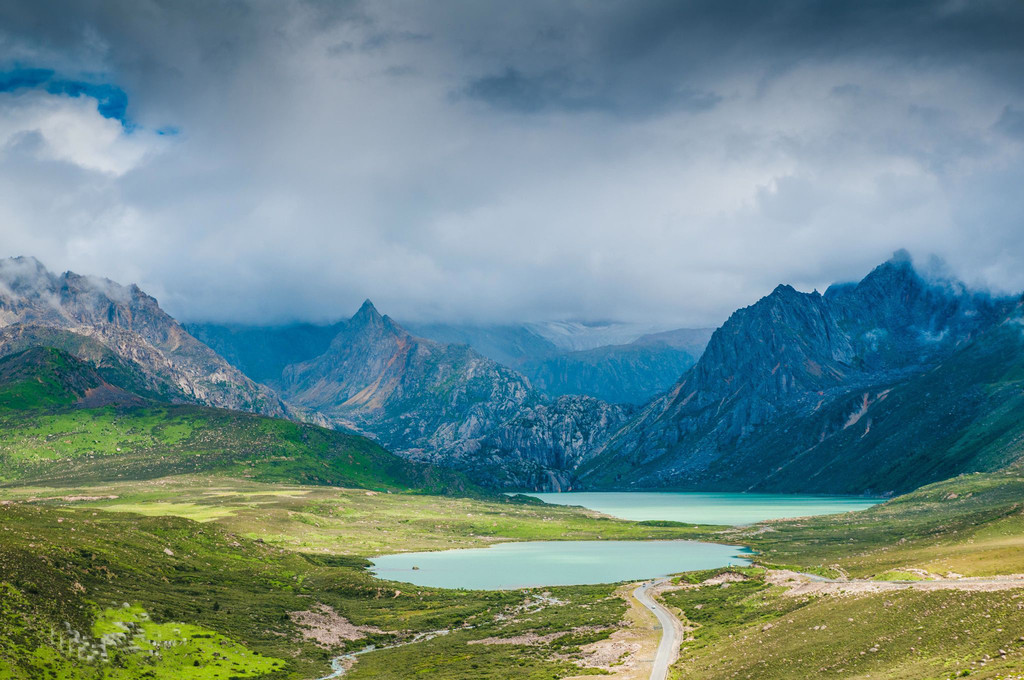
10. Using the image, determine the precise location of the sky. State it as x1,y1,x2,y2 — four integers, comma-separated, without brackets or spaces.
0,0,1023,327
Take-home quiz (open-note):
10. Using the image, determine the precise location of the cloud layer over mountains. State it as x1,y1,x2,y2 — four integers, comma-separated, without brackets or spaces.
1,0,1023,325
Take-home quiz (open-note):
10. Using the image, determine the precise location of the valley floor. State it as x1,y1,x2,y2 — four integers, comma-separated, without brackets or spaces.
4,471,1024,679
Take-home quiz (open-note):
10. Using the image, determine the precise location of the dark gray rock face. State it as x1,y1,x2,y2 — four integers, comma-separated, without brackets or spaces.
0,257,284,416
417,394,633,490
580,252,1016,493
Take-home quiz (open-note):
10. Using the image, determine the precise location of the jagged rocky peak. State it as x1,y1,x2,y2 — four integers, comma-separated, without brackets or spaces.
581,249,1022,493
353,298,383,323
337,298,407,339
688,276,852,401
826,250,1012,364
0,256,55,293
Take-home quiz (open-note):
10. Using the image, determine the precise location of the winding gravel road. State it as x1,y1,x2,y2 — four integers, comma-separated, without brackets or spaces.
632,578,684,680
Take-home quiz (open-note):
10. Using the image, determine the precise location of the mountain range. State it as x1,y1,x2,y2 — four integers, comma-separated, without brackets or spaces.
4,251,1024,496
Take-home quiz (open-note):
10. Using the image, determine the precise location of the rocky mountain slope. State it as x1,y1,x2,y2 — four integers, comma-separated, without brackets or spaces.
580,251,1018,494
420,393,632,490
12,251,1021,496
0,257,284,416
279,301,631,488
194,315,714,406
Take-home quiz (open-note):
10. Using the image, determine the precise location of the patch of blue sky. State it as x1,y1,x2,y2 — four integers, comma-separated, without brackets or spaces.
0,67,132,128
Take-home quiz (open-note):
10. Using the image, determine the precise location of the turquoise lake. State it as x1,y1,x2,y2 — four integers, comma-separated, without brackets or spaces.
523,491,880,525
369,540,752,590
370,493,878,589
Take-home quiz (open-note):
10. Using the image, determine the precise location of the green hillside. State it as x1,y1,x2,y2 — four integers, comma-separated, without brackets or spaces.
0,346,475,495
0,502,624,680
0,327,189,403
736,470,1024,578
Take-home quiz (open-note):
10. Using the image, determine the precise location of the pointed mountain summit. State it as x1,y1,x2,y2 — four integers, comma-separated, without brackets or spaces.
352,299,384,324
282,300,531,440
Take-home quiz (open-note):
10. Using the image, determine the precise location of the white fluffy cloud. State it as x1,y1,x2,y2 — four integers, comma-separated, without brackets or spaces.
0,91,161,175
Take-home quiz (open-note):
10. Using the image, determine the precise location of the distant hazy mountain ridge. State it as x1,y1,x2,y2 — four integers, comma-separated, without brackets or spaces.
405,321,714,404
519,328,714,404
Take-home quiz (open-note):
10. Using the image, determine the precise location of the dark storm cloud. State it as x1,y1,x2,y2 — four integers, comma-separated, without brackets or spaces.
1,0,1023,326
461,67,721,116
455,0,1024,116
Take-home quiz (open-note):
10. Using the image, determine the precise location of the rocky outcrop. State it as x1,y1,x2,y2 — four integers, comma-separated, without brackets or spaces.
417,394,633,490
0,257,284,416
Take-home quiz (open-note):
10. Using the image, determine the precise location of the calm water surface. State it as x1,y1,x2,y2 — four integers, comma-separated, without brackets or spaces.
523,491,880,525
370,540,751,589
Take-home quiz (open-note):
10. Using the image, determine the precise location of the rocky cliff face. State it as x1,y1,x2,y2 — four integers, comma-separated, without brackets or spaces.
416,394,633,490
278,300,630,488
580,252,1016,493
0,257,284,416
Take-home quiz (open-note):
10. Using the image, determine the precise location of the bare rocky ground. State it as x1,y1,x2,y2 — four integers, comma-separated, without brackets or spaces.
766,568,1024,596
289,604,383,647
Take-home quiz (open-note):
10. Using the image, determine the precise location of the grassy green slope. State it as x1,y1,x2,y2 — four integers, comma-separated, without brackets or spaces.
662,473,1024,679
0,346,476,495
733,471,1024,578
639,471,1024,679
